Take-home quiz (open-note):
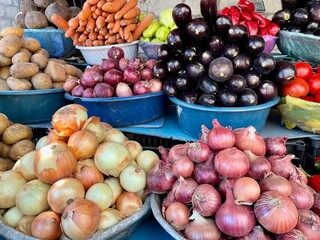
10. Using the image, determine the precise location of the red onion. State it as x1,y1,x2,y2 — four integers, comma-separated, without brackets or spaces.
312,193,320,217
276,229,308,240
115,82,133,97
259,172,292,197
185,211,221,240
289,174,314,210
128,56,145,70
165,201,189,231
215,188,256,237
264,136,288,156
82,88,95,98
244,150,271,180
219,178,238,199
124,67,141,85
100,58,118,72
104,69,124,86
145,59,158,69
107,46,124,61
233,177,261,205
254,191,298,234
161,190,175,216
71,84,84,97
214,147,250,178
148,78,163,93
140,68,154,80
201,119,235,151
172,177,198,203
290,166,308,184
237,225,270,240
192,184,221,217
187,141,212,163
80,65,104,89
118,57,129,71
268,154,296,179
158,146,169,163
133,80,150,95
168,143,189,163
192,153,220,186
172,155,194,178
296,209,320,240
94,83,114,98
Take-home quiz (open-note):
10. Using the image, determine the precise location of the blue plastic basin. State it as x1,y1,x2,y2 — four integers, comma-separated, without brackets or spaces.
0,88,71,123
169,96,281,139
64,91,167,127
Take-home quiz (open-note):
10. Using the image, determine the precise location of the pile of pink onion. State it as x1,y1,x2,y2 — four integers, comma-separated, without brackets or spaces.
147,119,320,240
63,46,163,98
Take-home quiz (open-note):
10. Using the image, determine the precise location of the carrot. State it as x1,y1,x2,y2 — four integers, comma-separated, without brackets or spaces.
104,32,111,39
107,22,114,30
120,18,138,26
106,0,114,2
97,34,104,40
96,16,106,29
95,8,103,16
78,33,88,43
112,19,121,33
132,12,155,40
88,31,98,41
92,13,98,19
126,32,133,43
106,14,115,23
79,2,91,22
102,11,109,18
93,39,104,46
102,0,126,13
114,0,137,20
99,26,108,35
79,19,87,27
91,5,97,13
51,14,69,32
88,0,99,5
86,16,96,32
107,35,116,44
119,26,124,39
68,16,79,30
85,39,93,46
77,26,86,32
124,23,136,40
97,0,106,8
65,28,75,39
116,36,125,44
123,7,140,20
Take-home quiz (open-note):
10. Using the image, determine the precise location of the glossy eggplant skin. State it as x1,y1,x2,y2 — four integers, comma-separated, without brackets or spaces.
200,0,218,24
208,57,234,83
186,18,211,41
272,9,291,28
167,28,184,49
255,80,278,102
253,53,276,75
237,88,258,106
172,3,192,28
271,60,296,85
215,15,233,35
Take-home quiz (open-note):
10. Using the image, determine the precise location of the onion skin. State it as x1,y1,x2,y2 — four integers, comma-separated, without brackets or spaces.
187,141,212,164
116,192,142,217
80,65,104,89
296,209,320,240
68,129,98,160
259,172,292,197
237,225,270,240
172,177,198,203
276,229,308,240
31,211,61,240
15,215,36,236
165,202,190,231
289,175,315,210
172,155,194,178
268,154,296,179
107,47,124,61
233,177,261,205
312,193,320,217
192,153,220,186
168,143,189,163
244,150,271,180
264,136,288,156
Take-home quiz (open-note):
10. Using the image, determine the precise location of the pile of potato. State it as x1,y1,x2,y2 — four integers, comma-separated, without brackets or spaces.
15,0,81,29
0,113,35,172
0,26,83,91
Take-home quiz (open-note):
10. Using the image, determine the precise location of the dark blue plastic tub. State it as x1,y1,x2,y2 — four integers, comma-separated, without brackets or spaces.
0,89,71,123
64,91,167,127
169,96,281,139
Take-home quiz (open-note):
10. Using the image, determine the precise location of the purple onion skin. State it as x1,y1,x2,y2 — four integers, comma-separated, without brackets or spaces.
118,58,129,71
133,81,151,95
82,88,95,98
80,65,104,89
94,83,114,98
123,67,141,85
71,85,84,97
128,56,145,70
104,69,124,86
101,58,118,72
107,46,124,61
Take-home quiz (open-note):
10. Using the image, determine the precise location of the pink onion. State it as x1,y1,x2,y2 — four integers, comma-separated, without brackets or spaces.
172,155,194,178
264,136,288,156
161,190,176,216
71,85,84,97
133,80,150,95
244,150,271,180
148,78,163,93
140,68,154,80
268,154,296,179
259,172,292,197
82,88,95,98
118,58,129,71
312,193,320,217
289,174,314,210
115,82,133,97
276,229,308,240
168,143,189,163
187,141,212,163
80,65,104,89
145,59,158,69
237,225,270,240
93,83,114,98
100,58,118,72
104,69,124,86
124,67,141,85
192,153,220,186
219,178,238,200
164,201,189,231
172,177,198,203
107,46,124,61
295,209,320,240
233,177,261,205
128,56,145,70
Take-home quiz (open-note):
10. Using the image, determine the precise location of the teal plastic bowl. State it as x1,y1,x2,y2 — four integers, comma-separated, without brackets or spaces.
0,88,71,123
169,96,281,139
64,91,167,127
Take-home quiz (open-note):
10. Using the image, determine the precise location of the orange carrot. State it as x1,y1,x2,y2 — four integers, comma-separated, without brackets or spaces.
79,19,87,27
124,23,136,40
78,33,88,43
117,36,125,44
126,32,133,43
91,5,97,13
112,19,121,33
51,14,69,32
106,14,115,23
123,7,140,20
106,0,114,2
102,0,126,13
86,16,96,32
119,26,124,39
88,0,99,5
96,16,106,29
88,31,98,41
120,18,138,26
68,16,79,30
65,28,75,39
77,26,86,32
104,32,111,39
132,12,155,40
114,0,137,20
92,13,98,19
97,0,106,8
99,26,108,35
79,2,91,22
95,8,103,16
107,22,114,30
102,11,109,18
93,39,104,46
85,39,93,46
107,35,116,44
97,34,104,40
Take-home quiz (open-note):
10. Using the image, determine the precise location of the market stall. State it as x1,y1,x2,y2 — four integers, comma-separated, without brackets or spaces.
1,0,320,239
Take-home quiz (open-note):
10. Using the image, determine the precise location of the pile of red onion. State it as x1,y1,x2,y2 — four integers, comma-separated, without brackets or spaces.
147,119,320,240
64,46,163,98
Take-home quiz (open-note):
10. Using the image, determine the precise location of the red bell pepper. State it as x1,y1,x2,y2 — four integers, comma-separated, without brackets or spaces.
229,6,241,25
267,22,280,36
251,12,270,28
308,175,320,192
315,156,320,171
241,12,252,21
218,7,230,16
259,27,269,36
238,0,255,12
245,21,259,36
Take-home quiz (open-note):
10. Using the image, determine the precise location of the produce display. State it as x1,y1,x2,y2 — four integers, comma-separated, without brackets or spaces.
154,0,292,107
64,46,162,97
147,119,320,239
0,104,159,239
0,26,83,90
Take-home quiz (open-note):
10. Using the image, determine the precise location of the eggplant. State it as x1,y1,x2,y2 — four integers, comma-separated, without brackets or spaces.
198,75,219,94
215,15,233,34
183,47,199,62
245,35,265,56
255,80,278,102
305,22,319,32
217,90,237,107
222,44,240,59
224,74,247,92
199,50,214,66
237,88,258,106
242,70,261,88
281,0,302,10
253,53,276,75
186,18,210,41
167,57,184,73
227,24,249,45
208,35,225,55
198,93,217,106
175,73,194,91
179,90,198,104
163,80,177,96
290,8,309,26
186,61,206,79
172,3,192,28
208,57,234,82
157,44,172,61
309,1,320,23
232,54,252,72
286,25,302,32
271,60,296,85
272,9,291,28
153,60,168,79
167,28,184,49
200,0,218,23
314,28,320,36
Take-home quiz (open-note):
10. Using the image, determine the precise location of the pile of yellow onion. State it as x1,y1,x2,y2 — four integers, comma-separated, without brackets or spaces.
0,104,160,240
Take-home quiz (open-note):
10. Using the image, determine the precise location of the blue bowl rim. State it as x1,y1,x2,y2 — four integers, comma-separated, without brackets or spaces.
169,96,281,113
0,88,65,96
64,91,165,102
279,30,320,40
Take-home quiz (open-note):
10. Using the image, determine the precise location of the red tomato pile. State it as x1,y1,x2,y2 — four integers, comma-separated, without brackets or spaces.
281,62,320,102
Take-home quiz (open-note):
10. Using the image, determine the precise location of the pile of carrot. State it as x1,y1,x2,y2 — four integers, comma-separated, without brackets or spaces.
51,0,155,47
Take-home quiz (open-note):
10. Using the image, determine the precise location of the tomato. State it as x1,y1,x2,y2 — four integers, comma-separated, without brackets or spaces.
294,62,314,80
314,92,320,103
302,95,315,102
307,74,320,95
281,77,309,98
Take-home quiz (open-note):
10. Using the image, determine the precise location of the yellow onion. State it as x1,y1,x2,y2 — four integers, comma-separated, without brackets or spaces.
104,128,128,143
98,208,124,230
16,179,51,215
0,170,26,209
136,150,160,174
31,211,61,239
104,177,123,205
35,135,50,150
47,178,85,214
85,183,113,211
15,215,36,236
119,164,146,193
116,192,142,217
61,199,100,240
34,143,77,184
51,104,88,137
68,129,98,160
18,150,37,181
123,140,143,161
94,141,131,177
47,128,69,144
73,158,104,191
100,122,113,131
82,116,106,143
3,206,23,227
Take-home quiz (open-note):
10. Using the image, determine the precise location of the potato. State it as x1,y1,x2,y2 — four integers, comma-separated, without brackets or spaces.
31,73,52,89
30,53,48,69
0,67,10,80
22,38,41,52
0,26,24,38
55,0,68,7
52,82,64,88
0,158,15,171
10,62,39,79
0,35,22,58
64,64,83,78
8,139,35,161
0,79,10,90
68,6,81,19
45,2,70,23
19,48,32,57
0,113,10,135
48,58,65,64
25,11,48,29
0,142,11,158
44,60,66,82
0,53,12,67
2,123,33,145
20,0,38,14
34,0,53,8
15,12,26,29
34,48,49,58
7,77,32,90
12,52,30,64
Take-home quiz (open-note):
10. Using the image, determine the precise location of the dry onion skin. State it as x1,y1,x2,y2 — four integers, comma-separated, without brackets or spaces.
3,206,23,228
98,208,125,230
82,116,106,143
15,215,36,236
31,211,61,239
17,150,37,181
85,183,113,211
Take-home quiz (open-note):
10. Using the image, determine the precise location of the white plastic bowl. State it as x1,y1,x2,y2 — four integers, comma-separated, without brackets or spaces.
76,41,139,65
